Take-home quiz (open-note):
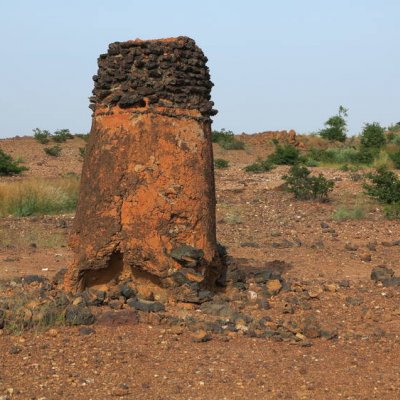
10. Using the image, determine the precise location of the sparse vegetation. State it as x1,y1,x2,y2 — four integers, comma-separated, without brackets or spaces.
44,145,62,157
244,159,274,173
319,106,348,142
33,128,51,144
52,129,74,143
0,149,28,176
282,164,334,201
0,177,79,217
214,158,229,169
332,206,366,221
212,128,245,150
79,147,86,158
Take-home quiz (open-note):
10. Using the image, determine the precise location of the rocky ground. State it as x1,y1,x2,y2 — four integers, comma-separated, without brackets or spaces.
1,135,400,399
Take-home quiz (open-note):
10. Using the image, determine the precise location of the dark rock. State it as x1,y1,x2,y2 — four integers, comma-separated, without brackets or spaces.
170,245,204,267
320,222,330,229
271,240,295,249
344,242,358,251
79,327,96,335
65,305,95,325
345,296,363,306
120,284,136,299
21,275,47,285
240,242,260,248
126,298,165,313
9,346,22,354
371,265,400,286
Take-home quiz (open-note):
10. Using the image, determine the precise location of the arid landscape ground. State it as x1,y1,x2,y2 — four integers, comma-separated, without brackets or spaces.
1,133,400,399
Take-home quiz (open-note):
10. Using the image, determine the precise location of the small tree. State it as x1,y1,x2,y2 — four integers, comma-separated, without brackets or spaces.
52,129,74,143
360,122,386,149
33,128,51,144
319,106,348,142
0,149,28,176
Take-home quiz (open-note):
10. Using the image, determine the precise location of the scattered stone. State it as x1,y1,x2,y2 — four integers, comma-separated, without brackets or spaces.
79,327,96,335
300,316,321,339
200,301,234,319
47,328,58,337
360,254,372,262
371,265,400,286
21,275,47,285
344,242,358,251
9,346,22,354
240,242,260,248
320,222,330,229
307,286,323,298
126,298,165,313
272,240,296,249
345,296,363,306
96,310,138,326
191,329,211,343
65,305,95,325
367,241,377,252
266,279,282,295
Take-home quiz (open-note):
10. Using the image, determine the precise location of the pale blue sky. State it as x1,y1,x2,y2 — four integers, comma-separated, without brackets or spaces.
0,0,399,138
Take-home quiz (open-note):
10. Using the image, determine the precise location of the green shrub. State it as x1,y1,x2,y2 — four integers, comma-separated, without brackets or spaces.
282,164,334,201
364,167,400,204
332,206,366,221
384,203,400,220
319,105,348,142
44,145,62,157
214,158,229,169
303,158,320,167
52,129,74,143
33,128,51,144
308,147,375,165
389,151,400,169
360,122,386,149
79,147,86,158
0,149,28,176
268,144,302,165
244,159,274,173
212,129,245,150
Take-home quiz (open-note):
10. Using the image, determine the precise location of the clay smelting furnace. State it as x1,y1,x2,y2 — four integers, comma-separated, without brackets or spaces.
65,36,225,303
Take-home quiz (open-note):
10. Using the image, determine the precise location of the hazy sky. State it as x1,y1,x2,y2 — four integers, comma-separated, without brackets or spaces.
0,0,399,138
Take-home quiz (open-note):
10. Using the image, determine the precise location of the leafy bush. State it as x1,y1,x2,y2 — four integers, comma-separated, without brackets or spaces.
52,129,74,143
212,129,245,150
319,105,348,142
389,151,400,169
0,149,28,176
33,128,51,144
282,164,334,201
332,206,366,221
364,167,400,204
244,159,274,173
360,122,386,149
214,158,229,169
44,145,62,157
268,144,302,165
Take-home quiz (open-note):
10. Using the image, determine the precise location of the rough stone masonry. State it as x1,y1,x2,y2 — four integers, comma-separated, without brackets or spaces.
65,36,224,303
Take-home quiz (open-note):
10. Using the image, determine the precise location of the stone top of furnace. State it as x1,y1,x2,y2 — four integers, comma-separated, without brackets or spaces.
90,36,217,119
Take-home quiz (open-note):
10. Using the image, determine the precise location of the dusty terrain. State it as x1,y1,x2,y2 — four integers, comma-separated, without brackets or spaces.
1,135,400,399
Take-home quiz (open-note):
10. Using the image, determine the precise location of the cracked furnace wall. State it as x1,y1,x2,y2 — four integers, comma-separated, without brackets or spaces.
65,37,223,302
